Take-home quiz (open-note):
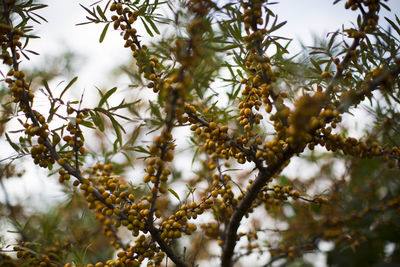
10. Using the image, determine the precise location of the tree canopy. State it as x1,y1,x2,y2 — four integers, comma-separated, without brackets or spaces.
0,0,400,266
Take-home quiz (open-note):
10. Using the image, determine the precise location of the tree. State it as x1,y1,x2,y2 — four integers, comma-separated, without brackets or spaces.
1,0,400,266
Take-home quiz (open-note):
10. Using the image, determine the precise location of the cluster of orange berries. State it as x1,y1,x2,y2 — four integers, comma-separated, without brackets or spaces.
143,130,175,195
345,0,382,33
100,215,124,249
159,202,202,241
263,184,301,201
109,1,163,93
236,231,261,254
284,91,343,154
76,164,163,265
76,160,207,265
258,184,329,211
318,132,400,168
187,0,215,17
58,111,86,161
148,130,174,160
238,77,264,135
318,195,400,248
207,175,237,222
210,174,236,203
86,236,164,267
181,0,214,63
0,23,22,65
14,241,70,267
188,109,257,165
239,0,294,159
190,120,229,157
241,0,265,32
4,69,34,105
200,222,220,239
254,138,286,165
240,1,272,139
269,244,306,261
19,116,54,169
366,65,395,91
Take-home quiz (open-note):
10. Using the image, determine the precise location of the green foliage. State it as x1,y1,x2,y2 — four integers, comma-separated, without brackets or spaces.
0,0,400,267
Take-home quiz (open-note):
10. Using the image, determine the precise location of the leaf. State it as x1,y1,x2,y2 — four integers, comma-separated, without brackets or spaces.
185,184,196,201
126,146,150,154
60,76,78,99
385,16,400,36
80,120,95,129
124,125,142,146
269,20,287,33
80,4,97,19
211,206,220,221
28,4,48,11
90,110,104,132
310,58,322,73
42,79,52,98
94,107,125,145
98,87,117,107
191,147,199,165
327,31,339,51
145,16,160,35
20,51,30,60
0,117,11,124
380,2,391,11
47,103,60,123
168,188,180,202
99,23,110,43
149,100,161,118
6,133,20,152
140,17,154,37
96,5,107,21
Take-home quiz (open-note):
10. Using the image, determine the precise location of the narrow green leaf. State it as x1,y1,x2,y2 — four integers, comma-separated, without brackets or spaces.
98,87,117,107
80,120,95,129
145,16,160,35
80,4,97,18
385,16,400,36
99,23,110,43
28,4,48,11
168,188,180,202
90,111,104,132
60,76,78,99
0,117,11,124
380,2,391,11
149,100,161,118
327,31,339,51
47,103,60,123
96,5,107,21
140,17,154,37
310,58,322,73
5,133,20,152
269,20,287,33
42,79,52,98
94,107,125,145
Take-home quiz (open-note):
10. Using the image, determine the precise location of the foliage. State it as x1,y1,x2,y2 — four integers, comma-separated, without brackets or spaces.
0,0,400,266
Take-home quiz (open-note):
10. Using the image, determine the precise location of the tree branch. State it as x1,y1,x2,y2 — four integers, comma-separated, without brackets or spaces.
221,146,294,267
